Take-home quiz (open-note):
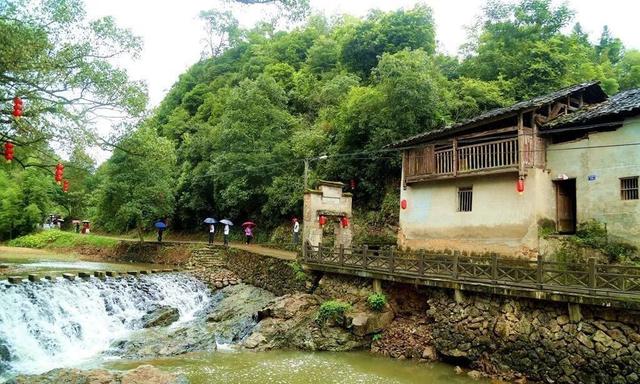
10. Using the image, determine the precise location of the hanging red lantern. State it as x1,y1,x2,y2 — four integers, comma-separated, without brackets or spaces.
318,215,327,226
340,216,349,228
4,142,14,163
401,199,407,210
350,179,356,190
12,97,23,118
55,162,64,184
516,177,525,194
62,180,69,193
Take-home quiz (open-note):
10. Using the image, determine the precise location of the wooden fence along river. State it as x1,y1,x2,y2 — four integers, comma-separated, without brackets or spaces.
302,243,640,308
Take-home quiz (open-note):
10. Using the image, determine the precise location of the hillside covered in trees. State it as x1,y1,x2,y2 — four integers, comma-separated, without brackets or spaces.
3,0,640,239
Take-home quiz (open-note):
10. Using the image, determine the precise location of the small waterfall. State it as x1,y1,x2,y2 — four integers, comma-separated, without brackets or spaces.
0,273,211,376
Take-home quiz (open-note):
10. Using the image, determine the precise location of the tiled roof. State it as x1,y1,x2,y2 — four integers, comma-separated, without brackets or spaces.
542,88,640,129
388,81,607,148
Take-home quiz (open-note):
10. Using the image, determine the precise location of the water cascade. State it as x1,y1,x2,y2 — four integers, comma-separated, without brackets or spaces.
0,274,211,376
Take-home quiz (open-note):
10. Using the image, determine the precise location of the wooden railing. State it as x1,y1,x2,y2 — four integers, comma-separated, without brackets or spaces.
405,137,519,179
302,243,640,302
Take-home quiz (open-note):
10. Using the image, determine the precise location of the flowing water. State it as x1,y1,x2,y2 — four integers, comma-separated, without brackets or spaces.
0,254,486,383
0,273,211,377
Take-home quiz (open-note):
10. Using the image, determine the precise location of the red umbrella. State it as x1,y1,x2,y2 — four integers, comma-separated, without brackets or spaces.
241,221,256,228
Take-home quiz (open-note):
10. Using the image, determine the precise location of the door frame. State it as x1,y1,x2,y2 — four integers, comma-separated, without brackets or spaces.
553,178,577,234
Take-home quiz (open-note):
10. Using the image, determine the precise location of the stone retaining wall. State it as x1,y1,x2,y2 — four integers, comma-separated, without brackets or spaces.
424,288,640,384
224,247,307,296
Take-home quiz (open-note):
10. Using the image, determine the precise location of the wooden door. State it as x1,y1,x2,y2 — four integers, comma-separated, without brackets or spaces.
555,179,576,234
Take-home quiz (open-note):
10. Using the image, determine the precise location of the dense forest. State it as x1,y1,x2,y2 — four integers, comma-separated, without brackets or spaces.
2,0,640,240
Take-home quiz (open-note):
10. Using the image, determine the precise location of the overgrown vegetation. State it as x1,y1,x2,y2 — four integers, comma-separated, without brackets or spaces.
316,300,351,324
288,261,307,281
552,220,638,264
367,292,388,311
7,230,118,249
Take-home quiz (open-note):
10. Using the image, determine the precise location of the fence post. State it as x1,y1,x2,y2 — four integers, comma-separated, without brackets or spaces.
491,253,498,282
418,250,425,276
588,257,597,292
339,243,345,266
302,240,308,261
363,245,369,270
389,246,396,273
453,251,459,280
318,244,323,262
536,254,544,289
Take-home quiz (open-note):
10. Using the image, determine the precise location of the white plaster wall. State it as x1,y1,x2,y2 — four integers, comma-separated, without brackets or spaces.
546,117,640,246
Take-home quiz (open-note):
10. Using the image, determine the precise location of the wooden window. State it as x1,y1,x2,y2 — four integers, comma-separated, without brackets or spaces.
458,186,473,212
621,177,639,200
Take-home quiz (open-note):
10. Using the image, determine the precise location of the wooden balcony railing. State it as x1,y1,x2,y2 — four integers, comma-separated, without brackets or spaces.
405,137,519,180
302,243,640,305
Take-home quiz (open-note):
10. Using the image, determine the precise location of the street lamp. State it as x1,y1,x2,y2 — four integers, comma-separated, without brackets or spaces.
303,154,328,190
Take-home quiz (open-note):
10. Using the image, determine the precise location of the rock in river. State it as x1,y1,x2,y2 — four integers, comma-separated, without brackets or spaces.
141,306,180,328
8,364,188,384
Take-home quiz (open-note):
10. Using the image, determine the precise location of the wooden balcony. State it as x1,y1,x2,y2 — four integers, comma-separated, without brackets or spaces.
404,137,520,183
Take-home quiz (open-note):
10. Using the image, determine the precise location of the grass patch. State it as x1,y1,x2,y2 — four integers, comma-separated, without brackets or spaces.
7,230,118,249
367,292,388,311
316,300,351,325
288,261,307,281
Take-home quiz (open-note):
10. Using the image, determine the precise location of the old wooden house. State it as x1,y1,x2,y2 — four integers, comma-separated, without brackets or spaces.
390,82,640,255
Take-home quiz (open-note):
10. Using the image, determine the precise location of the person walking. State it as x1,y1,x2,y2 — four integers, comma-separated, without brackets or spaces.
157,228,164,242
208,224,215,245
292,217,300,244
223,224,230,246
244,225,253,244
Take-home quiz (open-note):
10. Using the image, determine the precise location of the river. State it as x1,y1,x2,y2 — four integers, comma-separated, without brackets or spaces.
0,250,486,383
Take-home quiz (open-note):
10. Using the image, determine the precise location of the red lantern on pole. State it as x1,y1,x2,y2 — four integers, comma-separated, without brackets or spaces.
350,179,356,190
340,216,349,228
62,180,69,193
318,215,327,226
516,177,525,194
55,163,64,184
401,199,407,210
12,97,23,118
4,142,14,163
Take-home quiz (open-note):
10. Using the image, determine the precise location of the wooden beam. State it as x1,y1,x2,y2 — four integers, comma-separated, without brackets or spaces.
452,138,458,177
456,126,518,140
517,112,524,176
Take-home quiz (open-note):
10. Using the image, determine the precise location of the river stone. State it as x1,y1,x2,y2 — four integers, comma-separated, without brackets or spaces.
8,365,187,384
141,306,180,328
347,309,394,336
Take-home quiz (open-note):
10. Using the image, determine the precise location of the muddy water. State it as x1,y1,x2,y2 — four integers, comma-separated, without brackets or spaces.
107,349,488,384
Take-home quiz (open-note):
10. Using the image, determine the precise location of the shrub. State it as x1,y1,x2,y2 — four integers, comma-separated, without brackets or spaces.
367,292,387,311
372,332,383,342
316,300,351,324
288,261,307,281
7,230,118,249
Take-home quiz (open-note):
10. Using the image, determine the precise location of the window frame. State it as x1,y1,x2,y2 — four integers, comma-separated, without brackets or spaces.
620,176,639,201
457,186,473,212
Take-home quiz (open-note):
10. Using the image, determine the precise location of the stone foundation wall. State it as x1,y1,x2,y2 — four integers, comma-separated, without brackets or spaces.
425,289,640,384
223,248,307,296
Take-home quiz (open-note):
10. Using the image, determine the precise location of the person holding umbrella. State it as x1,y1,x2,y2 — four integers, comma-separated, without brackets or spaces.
242,221,255,244
292,217,300,245
203,218,216,244
220,219,233,246
155,220,167,242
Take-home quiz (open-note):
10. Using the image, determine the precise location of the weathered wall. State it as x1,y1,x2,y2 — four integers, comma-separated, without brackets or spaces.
425,288,640,384
111,241,193,265
223,247,307,296
303,181,353,248
546,117,640,247
398,170,552,256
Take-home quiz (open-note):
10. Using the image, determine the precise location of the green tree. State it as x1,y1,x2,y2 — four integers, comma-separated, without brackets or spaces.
95,127,177,241
0,0,147,162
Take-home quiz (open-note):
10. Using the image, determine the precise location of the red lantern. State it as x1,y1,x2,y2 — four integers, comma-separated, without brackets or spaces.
318,215,327,226
62,180,69,193
350,179,356,190
4,142,14,162
12,97,23,118
401,199,407,210
55,162,64,184
340,216,349,228
516,178,525,194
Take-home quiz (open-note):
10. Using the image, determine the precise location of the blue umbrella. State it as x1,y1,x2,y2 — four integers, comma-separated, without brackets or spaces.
203,218,217,224
219,219,233,226
154,221,167,229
